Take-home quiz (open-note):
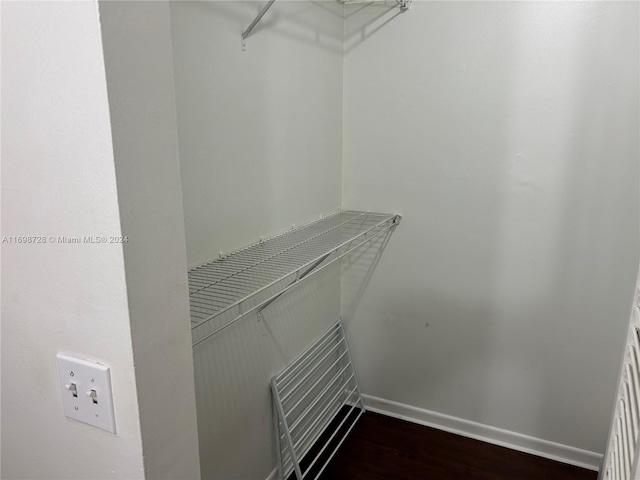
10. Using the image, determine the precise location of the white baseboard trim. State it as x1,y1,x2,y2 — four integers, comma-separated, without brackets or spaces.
362,394,602,472
265,467,278,480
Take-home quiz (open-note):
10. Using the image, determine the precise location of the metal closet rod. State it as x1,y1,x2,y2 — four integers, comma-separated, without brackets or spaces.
241,0,411,43
242,0,276,40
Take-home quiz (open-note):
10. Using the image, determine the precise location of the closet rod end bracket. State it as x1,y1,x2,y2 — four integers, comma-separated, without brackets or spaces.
398,0,412,12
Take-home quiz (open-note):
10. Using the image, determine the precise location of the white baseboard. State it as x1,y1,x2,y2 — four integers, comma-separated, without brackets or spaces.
265,467,278,480
362,394,602,472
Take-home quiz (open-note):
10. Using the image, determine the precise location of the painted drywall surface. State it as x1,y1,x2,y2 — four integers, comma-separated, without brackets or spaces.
98,2,201,479
342,1,639,454
191,262,341,479
1,2,145,478
169,1,344,269
169,2,344,478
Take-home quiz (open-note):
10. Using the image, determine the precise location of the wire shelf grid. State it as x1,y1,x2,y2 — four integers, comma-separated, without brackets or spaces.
188,210,400,346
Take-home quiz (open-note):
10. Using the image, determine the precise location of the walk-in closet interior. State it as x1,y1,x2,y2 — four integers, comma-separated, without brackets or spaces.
2,1,639,479
170,1,639,478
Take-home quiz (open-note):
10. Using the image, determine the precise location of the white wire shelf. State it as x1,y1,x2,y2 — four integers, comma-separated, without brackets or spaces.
188,210,401,346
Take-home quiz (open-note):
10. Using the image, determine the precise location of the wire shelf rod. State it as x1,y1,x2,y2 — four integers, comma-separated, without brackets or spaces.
190,290,254,306
273,395,285,480
281,391,339,445
627,365,640,435
191,216,398,346
191,213,386,308
194,278,261,294
255,254,333,314
289,372,356,435
201,212,370,269
284,377,355,446
211,255,306,270
280,345,347,404
340,318,366,410
303,405,363,479
188,211,369,297
190,269,290,289
273,376,304,480
310,409,364,480
276,323,340,385
276,325,341,389
287,363,352,429
196,282,256,296
199,209,342,268
195,270,290,288
293,385,359,460
192,216,384,285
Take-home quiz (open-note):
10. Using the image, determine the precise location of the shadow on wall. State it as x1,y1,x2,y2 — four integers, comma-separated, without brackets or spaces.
341,228,395,323
342,0,519,427
190,0,409,53
344,1,404,53
188,0,344,53
340,220,501,425
494,2,640,449
170,0,346,269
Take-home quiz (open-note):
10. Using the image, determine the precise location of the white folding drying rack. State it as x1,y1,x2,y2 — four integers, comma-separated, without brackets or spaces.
272,318,364,480
602,298,640,480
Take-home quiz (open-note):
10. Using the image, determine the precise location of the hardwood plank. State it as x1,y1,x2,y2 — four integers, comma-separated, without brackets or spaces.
301,411,599,480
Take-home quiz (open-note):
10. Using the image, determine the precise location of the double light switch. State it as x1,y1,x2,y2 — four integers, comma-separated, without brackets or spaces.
56,353,116,433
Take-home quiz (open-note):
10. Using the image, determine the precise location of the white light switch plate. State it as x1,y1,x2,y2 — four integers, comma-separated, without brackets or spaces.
56,353,116,433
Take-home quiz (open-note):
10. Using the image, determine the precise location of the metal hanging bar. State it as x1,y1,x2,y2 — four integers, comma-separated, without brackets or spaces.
256,252,332,321
241,0,276,49
241,0,411,49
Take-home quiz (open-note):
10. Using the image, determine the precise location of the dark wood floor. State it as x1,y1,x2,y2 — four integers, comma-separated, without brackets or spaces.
298,411,597,480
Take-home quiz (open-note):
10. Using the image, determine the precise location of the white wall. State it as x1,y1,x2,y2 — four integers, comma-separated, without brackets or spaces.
1,2,145,477
98,2,201,478
168,2,345,478
170,1,344,268
343,0,639,456
191,262,341,480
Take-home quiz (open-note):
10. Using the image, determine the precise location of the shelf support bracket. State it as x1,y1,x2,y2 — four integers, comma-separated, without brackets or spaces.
241,0,276,50
397,0,411,11
256,252,331,322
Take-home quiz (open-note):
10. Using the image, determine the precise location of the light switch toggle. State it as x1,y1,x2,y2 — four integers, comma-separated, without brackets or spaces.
88,389,98,404
66,383,78,397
